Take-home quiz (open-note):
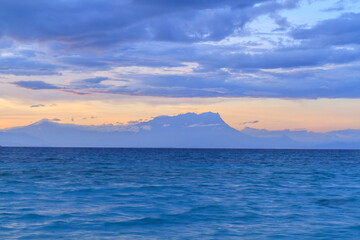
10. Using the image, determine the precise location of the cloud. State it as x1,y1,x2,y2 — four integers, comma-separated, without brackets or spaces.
291,13,360,46
195,46,360,70
0,39,13,48
2,0,360,100
141,125,152,131
82,77,109,84
69,77,110,89
30,103,58,108
239,120,259,125
11,58,360,99
12,81,61,90
30,104,46,108
0,0,298,48
188,123,220,127
0,56,60,75
127,120,141,125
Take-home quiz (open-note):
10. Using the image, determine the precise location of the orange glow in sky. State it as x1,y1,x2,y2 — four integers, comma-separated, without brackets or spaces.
1,95,359,132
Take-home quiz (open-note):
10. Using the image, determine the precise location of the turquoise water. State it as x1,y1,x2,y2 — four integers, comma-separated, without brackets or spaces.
1,148,360,239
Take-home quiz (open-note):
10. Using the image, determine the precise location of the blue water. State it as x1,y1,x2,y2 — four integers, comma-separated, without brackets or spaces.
1,148,360,239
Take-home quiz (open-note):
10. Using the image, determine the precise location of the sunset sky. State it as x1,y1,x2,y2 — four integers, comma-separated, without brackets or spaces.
1,0,360,131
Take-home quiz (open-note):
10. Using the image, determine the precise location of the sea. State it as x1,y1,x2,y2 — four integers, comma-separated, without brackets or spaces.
1,147,360,239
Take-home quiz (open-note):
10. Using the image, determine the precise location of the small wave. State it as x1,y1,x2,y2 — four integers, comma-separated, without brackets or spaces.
104,216,165,227
315,198,356,207
19,213,48,220
0,212,17,216
112,193,145,198
348,225,360,230
39,221,73,231
18,234,53,240
0,191,17,195
62,188,96,195
0,226,12,232
187,204,223,212
0,172,13,176
18,208,35,212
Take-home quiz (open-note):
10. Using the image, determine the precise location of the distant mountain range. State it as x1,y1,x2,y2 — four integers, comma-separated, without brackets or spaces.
1,112,359,149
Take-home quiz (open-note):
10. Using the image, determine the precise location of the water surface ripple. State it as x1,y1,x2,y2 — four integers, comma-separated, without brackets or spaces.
1,148,360,239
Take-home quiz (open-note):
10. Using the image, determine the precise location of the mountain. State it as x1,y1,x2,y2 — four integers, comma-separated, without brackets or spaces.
0,112,359,149
241,127,360,149
0,112,296,148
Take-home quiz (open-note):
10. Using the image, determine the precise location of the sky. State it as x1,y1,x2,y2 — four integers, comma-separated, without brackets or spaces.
0,0,360,131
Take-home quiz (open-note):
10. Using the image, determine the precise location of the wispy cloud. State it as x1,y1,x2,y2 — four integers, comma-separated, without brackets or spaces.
13,81,61,90
30,104,46,108
239,120,260,126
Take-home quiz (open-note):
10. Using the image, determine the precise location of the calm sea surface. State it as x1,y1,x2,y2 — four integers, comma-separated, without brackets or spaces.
1,148,360,239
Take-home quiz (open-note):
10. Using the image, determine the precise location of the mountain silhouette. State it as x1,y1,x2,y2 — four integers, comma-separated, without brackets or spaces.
0,112,359,149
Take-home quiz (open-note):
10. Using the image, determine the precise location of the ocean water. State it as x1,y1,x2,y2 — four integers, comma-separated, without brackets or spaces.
1,148,360,239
